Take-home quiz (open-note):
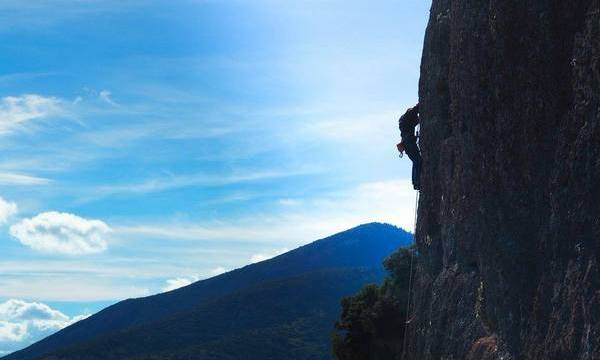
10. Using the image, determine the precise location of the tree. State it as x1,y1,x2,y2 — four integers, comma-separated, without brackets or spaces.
332,246,415,360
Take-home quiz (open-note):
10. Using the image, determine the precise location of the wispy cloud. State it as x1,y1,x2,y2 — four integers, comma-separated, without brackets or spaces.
0,259,202,279
76,121,235,148
98,90,118,106
85,167,319,200
278,198,301,206
115,223,278,243
0,275,151,302
0,95,63,135
0,173,51,186
0,72,57,85
0,197,17,224
115,180,417,246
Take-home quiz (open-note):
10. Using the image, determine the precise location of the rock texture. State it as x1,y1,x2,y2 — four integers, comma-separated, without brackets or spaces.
408,1,599,359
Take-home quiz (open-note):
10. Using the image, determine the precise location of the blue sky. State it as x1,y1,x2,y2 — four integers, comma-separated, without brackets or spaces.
0,0,428,354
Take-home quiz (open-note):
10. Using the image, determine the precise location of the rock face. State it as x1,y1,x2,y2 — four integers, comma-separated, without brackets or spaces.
408,1,599,359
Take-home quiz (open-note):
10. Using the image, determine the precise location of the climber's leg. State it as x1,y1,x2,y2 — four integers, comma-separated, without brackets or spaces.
404,139,422,190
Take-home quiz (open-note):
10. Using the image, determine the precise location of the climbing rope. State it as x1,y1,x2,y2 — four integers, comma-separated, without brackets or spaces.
401,190,420,360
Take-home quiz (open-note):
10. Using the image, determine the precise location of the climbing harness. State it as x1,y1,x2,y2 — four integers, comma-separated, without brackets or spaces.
401,190,419,360
398,129,419,159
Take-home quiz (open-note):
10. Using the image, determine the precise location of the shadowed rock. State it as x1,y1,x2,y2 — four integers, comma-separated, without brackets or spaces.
407,1,599,359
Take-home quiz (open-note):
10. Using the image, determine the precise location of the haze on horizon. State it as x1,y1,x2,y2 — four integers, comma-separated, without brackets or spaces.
0,0,428,355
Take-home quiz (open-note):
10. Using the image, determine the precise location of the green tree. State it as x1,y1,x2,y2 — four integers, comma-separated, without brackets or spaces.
332,246,415,360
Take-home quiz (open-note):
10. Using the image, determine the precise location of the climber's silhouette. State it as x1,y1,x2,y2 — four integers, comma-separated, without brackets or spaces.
397,103,421,190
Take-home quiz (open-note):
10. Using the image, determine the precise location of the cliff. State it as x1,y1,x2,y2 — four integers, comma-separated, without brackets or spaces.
408,1,599,359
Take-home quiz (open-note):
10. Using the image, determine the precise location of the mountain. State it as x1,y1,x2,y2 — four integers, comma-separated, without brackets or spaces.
402,1,599,359
4,222,413,360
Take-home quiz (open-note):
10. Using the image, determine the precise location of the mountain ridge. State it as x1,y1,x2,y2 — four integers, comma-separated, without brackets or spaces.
5,222,412,360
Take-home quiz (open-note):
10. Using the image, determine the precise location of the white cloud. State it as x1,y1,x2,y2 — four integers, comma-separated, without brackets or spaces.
161,267,228,292
0,299,69,324
250,248,289,264
9,212,111,255
67,314,91,325
210,266,226,276
0,94,63,134
162,277,194,292
0,197,17,224
0,299,89,353
0,321,27,342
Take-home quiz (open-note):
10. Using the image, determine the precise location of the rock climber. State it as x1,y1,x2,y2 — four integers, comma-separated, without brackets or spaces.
397,103,422,190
